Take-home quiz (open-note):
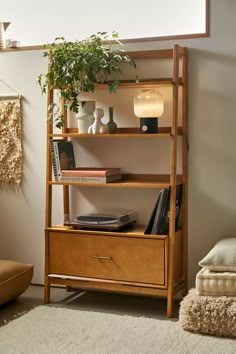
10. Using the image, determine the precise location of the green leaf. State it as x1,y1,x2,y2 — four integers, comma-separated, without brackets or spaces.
37,31,137,128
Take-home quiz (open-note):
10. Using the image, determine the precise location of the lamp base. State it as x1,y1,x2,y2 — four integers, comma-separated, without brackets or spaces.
140,117,158,134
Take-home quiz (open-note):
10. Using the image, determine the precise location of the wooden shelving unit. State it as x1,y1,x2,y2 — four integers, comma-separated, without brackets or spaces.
44,44,188,317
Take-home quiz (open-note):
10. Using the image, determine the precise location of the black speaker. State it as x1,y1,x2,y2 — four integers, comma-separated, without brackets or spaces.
140,117,158,134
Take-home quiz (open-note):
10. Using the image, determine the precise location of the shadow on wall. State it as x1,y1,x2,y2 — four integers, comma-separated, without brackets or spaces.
187,48,236,287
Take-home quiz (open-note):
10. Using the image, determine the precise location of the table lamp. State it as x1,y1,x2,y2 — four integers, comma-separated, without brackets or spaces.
134,89,164,134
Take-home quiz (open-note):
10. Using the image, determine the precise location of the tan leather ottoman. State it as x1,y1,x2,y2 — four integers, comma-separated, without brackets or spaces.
0,260,34,306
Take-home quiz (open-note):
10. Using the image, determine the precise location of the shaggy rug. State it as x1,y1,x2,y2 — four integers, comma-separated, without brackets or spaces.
179,288,236,338
0,306,235,354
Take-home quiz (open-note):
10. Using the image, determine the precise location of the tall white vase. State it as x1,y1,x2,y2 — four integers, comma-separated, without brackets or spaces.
0,22,10,49
76,101,95,134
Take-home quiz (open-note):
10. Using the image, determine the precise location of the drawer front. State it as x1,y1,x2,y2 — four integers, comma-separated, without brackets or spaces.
48,232,166,285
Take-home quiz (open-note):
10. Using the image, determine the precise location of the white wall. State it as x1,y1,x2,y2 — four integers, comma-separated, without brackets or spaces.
0,51,47,282
1,0,236,288
2,0,206,45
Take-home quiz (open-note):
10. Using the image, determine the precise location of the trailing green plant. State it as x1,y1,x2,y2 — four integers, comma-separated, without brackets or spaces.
37,31,136,128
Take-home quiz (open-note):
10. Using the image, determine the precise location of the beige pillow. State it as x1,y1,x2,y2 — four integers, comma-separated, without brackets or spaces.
199,238,236,272
0,260,34,305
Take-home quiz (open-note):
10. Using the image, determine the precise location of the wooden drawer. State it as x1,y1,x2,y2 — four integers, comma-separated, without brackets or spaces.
48,232,166,285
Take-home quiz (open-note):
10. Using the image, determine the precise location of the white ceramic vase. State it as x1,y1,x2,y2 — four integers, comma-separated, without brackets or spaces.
76,101,95,134
88,108,108,134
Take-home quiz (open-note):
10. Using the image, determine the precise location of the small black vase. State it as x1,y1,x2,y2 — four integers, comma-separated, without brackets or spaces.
107,107,117,134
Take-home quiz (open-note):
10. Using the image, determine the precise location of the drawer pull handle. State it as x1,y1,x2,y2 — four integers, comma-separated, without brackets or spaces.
93,256,112,261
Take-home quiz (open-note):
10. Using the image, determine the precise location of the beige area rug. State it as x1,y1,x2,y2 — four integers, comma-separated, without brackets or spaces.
0,306,235,354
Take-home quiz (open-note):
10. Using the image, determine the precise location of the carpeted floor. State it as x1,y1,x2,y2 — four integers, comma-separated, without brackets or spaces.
0,285,179,327
0,305,236,354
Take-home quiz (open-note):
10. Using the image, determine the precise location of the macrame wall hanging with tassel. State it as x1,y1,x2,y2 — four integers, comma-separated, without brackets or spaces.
0,81,23,184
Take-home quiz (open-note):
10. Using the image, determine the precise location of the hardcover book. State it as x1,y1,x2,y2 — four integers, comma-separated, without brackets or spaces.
60,174,122,183
61,167,121,177
49,139,76,180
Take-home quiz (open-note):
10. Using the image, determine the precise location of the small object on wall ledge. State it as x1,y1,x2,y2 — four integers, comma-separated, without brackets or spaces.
6,39,20,48
0,22,10,49
0,95,23,184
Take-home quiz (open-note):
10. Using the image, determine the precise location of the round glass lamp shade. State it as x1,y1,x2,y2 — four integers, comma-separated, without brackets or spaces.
134,90,164,118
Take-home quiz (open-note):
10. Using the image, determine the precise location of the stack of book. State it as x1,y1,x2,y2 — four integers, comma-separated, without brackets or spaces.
49,139,122,183
61,167,122,183
144,184,182,235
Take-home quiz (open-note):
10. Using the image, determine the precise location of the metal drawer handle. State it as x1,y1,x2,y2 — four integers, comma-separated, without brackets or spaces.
93,256,112,261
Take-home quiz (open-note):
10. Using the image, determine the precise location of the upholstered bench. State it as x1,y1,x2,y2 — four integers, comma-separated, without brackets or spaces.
0,260,33,306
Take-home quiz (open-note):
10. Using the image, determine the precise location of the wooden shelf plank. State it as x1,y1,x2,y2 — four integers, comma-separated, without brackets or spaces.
46,224,182,238
52,78,182,91
95,78,183,89
46,224,153,237
45,226,182,242
48,127,183,138
127,49,174,60
48,174,183,189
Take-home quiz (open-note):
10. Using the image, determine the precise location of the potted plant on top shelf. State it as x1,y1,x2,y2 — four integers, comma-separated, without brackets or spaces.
37,31,136,128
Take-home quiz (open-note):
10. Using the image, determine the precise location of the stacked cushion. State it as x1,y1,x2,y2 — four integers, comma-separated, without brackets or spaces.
198,237,236,272
180,237,236,337
0,260,33,305
196,237,236,296
196,268,236,296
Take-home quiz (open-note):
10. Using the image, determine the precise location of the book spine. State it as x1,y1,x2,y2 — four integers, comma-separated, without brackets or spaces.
53,142,62,179
60,174,122,183
60,176,108,183
49,140,60,181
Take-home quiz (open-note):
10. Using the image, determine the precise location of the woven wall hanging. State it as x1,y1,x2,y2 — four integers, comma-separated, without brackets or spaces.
0,95,22,184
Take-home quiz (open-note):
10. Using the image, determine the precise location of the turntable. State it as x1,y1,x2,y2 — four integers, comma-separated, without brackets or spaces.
64,210,136,230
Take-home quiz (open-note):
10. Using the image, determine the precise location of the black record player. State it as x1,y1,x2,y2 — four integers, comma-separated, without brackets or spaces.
64,210,136,230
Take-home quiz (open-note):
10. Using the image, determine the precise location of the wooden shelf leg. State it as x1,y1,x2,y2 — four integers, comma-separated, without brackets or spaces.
167,289,173,317
44,278,50,304
181,285,187,298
